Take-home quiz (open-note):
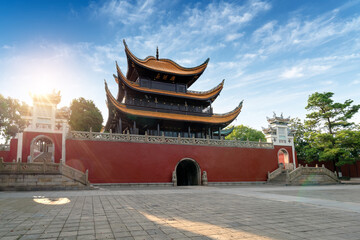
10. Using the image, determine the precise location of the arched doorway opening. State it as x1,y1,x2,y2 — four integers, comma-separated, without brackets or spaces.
30,135,55,163
175,158,201,186
278,148,289,169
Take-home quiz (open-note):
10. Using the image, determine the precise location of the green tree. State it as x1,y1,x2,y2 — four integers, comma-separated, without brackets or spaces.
69,98,103,132
303,92,360,169
225,125,266,141
0,94,26,143
290,118,312,162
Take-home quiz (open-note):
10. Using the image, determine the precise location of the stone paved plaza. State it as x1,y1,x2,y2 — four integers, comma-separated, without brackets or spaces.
1,184,360,240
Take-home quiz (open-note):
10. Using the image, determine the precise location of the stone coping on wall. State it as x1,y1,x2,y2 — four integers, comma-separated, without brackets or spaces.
92,183,173,188
91,182,267,188
67,131,274,149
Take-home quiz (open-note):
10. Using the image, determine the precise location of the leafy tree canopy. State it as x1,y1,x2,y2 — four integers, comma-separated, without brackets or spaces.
0,94,27,143
293,92,360,167
225,125,266,141
305,92,360,133
69,98,103,132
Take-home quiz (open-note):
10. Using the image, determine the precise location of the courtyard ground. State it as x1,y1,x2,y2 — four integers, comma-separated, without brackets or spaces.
1,184,360,240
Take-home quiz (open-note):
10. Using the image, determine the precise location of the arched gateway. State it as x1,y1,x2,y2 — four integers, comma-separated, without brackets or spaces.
175,158,201,186
30,135,55,163
278,148,289,168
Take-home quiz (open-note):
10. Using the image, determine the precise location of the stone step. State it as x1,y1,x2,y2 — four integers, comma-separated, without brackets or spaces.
0,173,91,191
269,172,288,183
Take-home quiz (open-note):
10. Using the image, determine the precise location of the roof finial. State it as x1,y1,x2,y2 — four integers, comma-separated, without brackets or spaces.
156,46,159,60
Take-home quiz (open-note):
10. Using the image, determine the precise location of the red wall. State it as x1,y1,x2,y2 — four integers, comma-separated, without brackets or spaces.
0,151,8,161
341,163,360,178
66,140,294,183
0,139,17,162
298,159,360,178
21,132,62,163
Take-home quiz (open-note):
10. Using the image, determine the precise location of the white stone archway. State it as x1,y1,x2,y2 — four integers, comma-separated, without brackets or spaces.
30,135,55,163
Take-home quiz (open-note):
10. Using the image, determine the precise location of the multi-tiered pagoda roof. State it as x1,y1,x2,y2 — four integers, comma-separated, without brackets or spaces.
104,40,243,138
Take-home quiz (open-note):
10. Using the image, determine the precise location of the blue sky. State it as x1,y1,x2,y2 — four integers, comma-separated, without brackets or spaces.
1,0,360,130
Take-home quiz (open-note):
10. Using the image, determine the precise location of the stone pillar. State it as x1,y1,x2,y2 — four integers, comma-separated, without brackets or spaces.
172,171,177,186
202,171,208,186
291,138,297,169
119,118,122,134
61,124,67,164
16,132,23,162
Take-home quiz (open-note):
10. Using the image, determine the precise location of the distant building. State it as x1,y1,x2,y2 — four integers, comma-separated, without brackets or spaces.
14,91,68,163
263,113,296,169
23,91,68,133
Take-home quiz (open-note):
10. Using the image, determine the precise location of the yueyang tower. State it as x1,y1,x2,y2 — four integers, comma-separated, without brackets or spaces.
104,40,242,139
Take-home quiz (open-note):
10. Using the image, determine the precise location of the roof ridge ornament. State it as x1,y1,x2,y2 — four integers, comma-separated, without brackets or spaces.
156,46,159,60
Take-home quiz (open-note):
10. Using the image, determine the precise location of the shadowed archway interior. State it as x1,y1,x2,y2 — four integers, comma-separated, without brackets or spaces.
176,160,199,186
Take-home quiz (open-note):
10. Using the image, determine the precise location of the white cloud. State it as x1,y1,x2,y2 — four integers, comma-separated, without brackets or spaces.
94,0,156,25
229,12,253,24
252,10,360,56
309,65,331,72
2,45,14,50
91,0,271,63
280,67,304,79
225,33,244,42
350,80,360,85
253,21,276,41
320,80,334,85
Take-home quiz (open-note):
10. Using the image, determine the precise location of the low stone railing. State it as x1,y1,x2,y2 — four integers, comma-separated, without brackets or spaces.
284,163,294,170
60,164,89,186
0,158,89,185
0,145,10,151
67,131,274,149
267,166,283,181
287,164,339,184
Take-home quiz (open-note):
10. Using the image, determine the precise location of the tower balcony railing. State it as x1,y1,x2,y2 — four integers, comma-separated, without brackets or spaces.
67,131,274,149
126,100,212,115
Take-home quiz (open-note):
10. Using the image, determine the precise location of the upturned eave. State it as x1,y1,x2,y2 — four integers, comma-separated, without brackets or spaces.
105,81,242,125
115,62,223,102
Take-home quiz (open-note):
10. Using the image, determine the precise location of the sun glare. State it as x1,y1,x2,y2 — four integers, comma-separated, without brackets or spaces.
140,212,273,239
33,196,70,205
30,81,57,95
17,54,71,105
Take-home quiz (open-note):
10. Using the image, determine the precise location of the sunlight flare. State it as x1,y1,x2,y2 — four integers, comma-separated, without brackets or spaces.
33,196,70,205
140,211,273,239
